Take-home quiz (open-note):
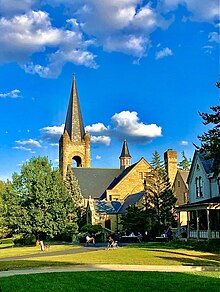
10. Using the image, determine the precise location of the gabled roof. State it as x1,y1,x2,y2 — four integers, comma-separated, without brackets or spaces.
187,151,215,183
94,200,122,214
104,162,138,191
73,168,122,199
178,170,189,185
64,76,85,142
197,152,215,174
118,191,145,213
119,139,131,158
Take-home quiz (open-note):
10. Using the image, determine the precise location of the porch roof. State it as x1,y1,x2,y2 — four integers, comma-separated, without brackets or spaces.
177,197,220,211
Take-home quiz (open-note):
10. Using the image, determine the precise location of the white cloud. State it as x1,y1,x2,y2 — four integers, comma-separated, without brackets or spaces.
180,140,188,146
208,32,220,44
15,138,41,148
54,158,59,164
50,143,59,147
111,111,162,142
0,89,21,98
85,123,108,133
13,146,35,153
0,0,37,15
90,135,111,146
159,0,219,23
0,11,97,77
40,124,64,143
155,47,173,60
95,155,101,160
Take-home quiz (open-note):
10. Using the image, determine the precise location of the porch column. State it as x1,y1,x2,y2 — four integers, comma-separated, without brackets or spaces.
187,211,190,239
207,209,211,239
177,210,181,239
196,210,199,239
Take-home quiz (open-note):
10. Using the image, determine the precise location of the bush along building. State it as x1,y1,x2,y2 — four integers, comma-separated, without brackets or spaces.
59,77,181,234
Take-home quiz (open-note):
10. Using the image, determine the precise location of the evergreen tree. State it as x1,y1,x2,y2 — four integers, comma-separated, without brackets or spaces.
65,166,85,229
144,151,177,236
120,205,149,235
65,165,83,209
178,151,191,170
196,104,220,175
2,157,77,240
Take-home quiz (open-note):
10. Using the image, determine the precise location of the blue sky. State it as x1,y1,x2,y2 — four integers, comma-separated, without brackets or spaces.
0,0,219,181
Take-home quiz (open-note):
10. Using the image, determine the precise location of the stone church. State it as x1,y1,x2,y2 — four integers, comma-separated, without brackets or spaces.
59,77,179,233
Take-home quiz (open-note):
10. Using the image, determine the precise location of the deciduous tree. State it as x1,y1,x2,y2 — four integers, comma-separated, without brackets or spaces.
3,157,77,240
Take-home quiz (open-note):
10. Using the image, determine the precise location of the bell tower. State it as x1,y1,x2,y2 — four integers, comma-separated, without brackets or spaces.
59,76,90,178
119,139,131,170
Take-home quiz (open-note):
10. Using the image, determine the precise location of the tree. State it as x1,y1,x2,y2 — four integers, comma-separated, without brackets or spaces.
120,205,149,235
178,151,191,170
3,157,77,241
0,180,9,238
65,166,86,229
144,151,177,236
196,105,220,175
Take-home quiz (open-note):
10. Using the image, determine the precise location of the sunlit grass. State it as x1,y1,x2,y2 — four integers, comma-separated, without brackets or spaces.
0,271,220,292
0,244,80,259
27,247,220,267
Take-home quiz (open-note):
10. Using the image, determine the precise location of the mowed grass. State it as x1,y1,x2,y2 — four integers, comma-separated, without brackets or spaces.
0,271,220,292
30,246,220,266
0,243,80,259
0,246,219,271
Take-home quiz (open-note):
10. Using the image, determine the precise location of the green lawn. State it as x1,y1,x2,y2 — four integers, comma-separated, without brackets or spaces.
0,245,219,271
0,271,219,292
0,242,80,259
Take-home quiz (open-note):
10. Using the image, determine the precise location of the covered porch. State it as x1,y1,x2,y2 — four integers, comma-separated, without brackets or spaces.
177,198,220,240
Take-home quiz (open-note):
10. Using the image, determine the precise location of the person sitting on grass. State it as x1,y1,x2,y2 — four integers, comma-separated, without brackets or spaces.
85,234,95,246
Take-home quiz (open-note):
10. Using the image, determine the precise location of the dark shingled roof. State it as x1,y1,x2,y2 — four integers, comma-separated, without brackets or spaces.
73,168,122,199
64,77,85,142
118,191,145,213
119,139,131,158
94,200,122,214
197,153,215,174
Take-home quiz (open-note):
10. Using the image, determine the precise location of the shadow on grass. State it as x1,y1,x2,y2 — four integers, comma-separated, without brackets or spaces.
0,271,220,292
147,249,220,265
0,260,78,272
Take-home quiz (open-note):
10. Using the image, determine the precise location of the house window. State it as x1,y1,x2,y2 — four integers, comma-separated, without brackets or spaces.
139,172,143,179
178,180,180,187
143,172,147,178
196,164,200,170
109,195,112,201
195,176,203,198
199,176,203,197
195,177,199,197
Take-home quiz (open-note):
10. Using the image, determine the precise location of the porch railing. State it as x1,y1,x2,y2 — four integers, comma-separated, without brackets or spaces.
189,230,220,239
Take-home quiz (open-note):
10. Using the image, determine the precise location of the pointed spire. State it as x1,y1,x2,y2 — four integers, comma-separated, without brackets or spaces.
119,139,131,158
64,75,85,142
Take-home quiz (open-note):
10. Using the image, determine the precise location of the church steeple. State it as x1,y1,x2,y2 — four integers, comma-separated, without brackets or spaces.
64,75,85,142
119,139,131,170
59,76,90,178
